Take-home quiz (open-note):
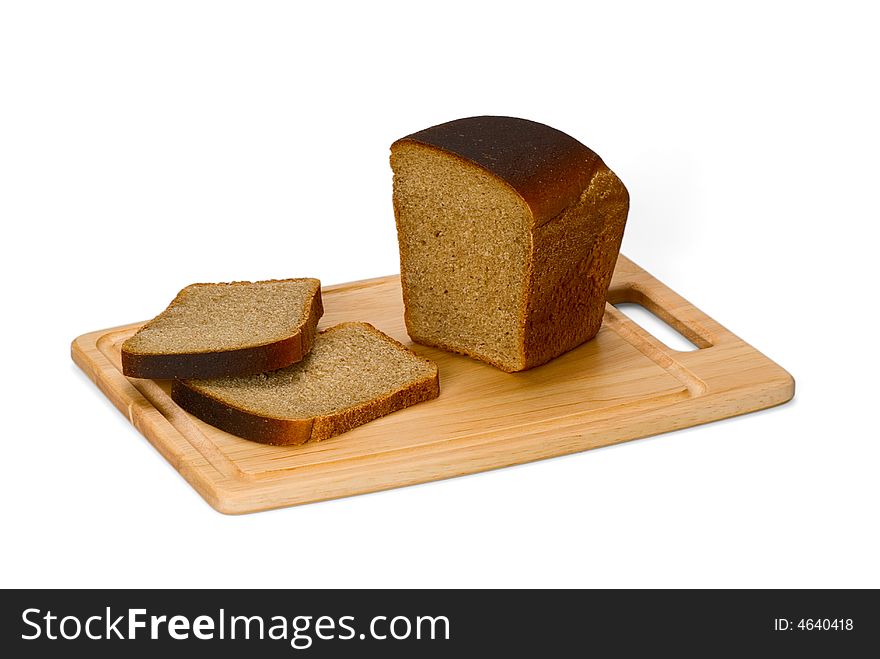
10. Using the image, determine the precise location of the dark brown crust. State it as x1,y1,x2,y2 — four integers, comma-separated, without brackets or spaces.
170,322,441,446
171,377,313,444
122,279,323,379
520,167,629,369
392,116,604,227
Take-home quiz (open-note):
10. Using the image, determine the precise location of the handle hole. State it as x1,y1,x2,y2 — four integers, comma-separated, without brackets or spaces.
612,302,701,352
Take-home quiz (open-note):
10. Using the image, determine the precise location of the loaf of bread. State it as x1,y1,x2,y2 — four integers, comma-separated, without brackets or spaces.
122,278,323,379
171,322,440,445
391,116,629,372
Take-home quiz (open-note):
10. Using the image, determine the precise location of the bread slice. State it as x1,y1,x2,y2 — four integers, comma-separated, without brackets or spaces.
170,322,440,445
122,278,323,379
391,116,629,372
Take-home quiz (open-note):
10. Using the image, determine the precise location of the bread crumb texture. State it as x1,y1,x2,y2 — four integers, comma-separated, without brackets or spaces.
124,279,320,355
392,144,530,368
183,322,438,419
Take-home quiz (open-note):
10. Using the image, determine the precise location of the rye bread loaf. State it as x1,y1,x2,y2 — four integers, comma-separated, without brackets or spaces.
171,322,440,445
122,278,323,379
391,116,629,372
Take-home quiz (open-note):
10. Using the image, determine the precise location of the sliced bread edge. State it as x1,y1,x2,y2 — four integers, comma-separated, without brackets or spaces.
121,279,323,379
170,322,440,445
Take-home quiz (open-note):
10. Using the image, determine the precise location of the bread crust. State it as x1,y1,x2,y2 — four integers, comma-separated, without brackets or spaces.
520,166,629,369
392,116,605,228
122,279,323,379
171,323,441,445
391,116,629,372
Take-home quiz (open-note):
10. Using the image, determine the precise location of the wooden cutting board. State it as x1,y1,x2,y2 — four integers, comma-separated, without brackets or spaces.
71,256,794,514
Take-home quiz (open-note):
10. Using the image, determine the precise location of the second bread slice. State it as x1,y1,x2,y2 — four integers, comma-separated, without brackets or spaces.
122,278,323,379
171,322,440,445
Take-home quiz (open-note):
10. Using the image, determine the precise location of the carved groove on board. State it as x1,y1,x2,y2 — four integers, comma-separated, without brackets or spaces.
96,331,247,481
602,303,708,396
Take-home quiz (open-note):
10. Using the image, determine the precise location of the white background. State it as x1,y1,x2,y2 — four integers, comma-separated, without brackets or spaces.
1,1,878,588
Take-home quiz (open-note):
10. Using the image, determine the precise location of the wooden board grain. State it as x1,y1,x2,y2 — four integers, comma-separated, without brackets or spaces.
71,256,794,514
